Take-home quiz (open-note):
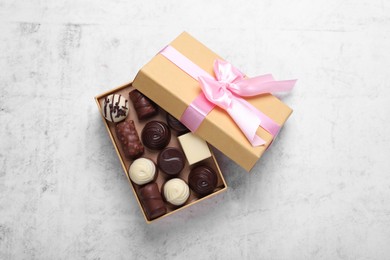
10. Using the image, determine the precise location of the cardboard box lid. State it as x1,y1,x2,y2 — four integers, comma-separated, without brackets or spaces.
133,32,292,171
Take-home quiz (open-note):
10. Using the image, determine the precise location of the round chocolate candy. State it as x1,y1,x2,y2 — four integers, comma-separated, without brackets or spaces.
162,178,190,206
157,147,185,176
141,121,171,150
188,166,218,196
102,94,129,122
166,113,189,135
129,158,157,185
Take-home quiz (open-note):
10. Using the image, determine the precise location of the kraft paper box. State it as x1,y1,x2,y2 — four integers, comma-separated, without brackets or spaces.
95,83,227,223
133,32,293,171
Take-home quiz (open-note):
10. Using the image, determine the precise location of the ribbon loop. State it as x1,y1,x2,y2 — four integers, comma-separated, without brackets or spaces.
159,46,296,147
199,59,296,146
214,60,244,83
198,76,233,110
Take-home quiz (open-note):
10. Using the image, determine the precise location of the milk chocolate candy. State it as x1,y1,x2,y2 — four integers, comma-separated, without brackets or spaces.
139,183,166,220
129,90,158,120
116,120,144,159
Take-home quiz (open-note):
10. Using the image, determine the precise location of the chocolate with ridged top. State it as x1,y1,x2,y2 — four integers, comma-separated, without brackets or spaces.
188,166,218,196
129,90,158,120
157,147,185,176
139,183,166,220
116,120,144,159
166,113,189,135
141,121,171,150
129,158,157,185
162,178,190,206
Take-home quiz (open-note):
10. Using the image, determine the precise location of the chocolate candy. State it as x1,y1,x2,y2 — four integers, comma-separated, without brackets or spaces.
141,121,171,150
129,158,157,185
103,94,129,122
157,147,185,176
139,183,166,220
166,113,189,135
178,132,212,165
162,178,190,206
129,90,158,120
188,166,217,196
116,120,144,159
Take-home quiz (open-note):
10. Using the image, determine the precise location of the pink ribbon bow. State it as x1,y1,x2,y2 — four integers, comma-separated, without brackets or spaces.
159,45,296,147
198,60,296,146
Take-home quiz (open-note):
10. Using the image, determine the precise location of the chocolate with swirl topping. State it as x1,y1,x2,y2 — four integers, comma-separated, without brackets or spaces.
139,183,166,220
116,120,144,159
141,121,171,150
188,166,218,196
129,90,158,120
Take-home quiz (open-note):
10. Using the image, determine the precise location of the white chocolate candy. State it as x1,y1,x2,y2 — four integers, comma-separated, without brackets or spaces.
163,178,190,206
102,94,129,122
129,158,156,185
178,132,212,165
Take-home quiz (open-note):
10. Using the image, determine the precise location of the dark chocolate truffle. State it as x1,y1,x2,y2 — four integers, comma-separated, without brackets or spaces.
116,120,144,159
129,90,158,120
188,166,218,196
141,121,171,150
166,113,189,135
157,147,185,176
139,183,166,220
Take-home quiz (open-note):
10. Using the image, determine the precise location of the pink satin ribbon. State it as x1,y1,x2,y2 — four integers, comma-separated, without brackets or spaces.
160,45,296,146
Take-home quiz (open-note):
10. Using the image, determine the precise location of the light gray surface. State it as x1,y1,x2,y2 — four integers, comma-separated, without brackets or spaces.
1,0,390,259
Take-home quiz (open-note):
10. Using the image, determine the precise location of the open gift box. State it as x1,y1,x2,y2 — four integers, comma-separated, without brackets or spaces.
95,84,227,223
95,32,294,223
133,32,294,171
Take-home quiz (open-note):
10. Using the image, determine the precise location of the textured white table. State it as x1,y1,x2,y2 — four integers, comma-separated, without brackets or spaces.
1,0,390,259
